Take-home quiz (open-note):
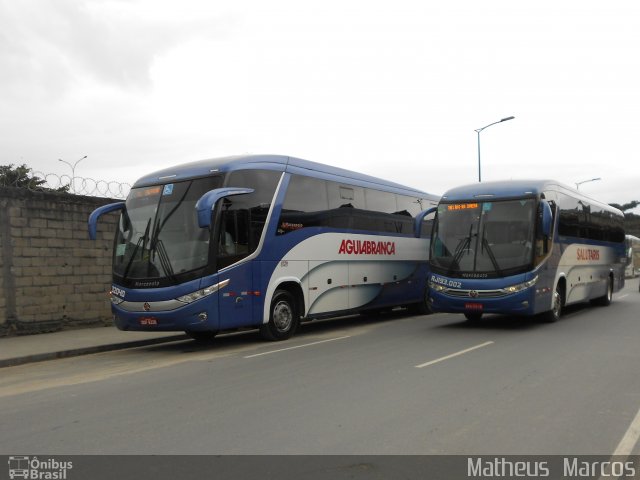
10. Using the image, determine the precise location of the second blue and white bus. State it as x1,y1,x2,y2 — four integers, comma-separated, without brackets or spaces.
624,234,640,278
428,180,625,322
89,154,439,341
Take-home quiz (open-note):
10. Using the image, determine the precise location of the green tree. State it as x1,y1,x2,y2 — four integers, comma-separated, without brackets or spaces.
609,200,639,212
0,163,69,192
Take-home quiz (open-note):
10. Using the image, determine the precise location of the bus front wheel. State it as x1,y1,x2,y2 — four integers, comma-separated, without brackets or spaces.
261,289,300,341
541,283,563,323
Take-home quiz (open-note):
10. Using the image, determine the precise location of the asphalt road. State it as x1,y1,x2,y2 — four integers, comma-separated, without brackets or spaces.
1,279,639,455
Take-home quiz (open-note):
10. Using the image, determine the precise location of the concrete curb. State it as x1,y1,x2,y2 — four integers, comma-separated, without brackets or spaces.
0,334,189,369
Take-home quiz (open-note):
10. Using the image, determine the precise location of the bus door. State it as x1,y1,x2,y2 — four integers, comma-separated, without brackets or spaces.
217,261,255,329
216,207,256,329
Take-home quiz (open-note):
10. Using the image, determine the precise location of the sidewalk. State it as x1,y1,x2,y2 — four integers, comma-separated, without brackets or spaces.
0,326,188,368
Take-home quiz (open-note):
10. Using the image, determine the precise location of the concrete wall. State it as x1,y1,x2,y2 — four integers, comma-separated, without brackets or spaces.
0,187,119,336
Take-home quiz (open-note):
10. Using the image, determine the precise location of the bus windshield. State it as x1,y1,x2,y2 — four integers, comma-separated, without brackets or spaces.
114,177,223,287
430,198,536,278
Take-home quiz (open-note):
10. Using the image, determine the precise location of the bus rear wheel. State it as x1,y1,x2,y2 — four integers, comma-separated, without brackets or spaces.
261,289,300,341
409,288,432,315
592,276,613,306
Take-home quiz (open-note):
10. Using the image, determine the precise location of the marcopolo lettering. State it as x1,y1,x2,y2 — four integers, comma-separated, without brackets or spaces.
338,239,396,255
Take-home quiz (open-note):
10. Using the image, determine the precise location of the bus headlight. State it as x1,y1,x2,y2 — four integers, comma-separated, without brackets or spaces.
176,279,229,304
502,276,538,294
110,296,124,305
109,289,125,305
427,281,447,292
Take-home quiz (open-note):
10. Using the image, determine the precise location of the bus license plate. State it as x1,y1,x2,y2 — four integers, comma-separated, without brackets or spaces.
139,317,158,326
465,303,483,311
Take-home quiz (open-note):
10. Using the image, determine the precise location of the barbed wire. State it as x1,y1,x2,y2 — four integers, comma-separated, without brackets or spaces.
1,172,131,199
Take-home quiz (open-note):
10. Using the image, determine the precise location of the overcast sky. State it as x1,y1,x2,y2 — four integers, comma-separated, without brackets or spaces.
1,0,638,212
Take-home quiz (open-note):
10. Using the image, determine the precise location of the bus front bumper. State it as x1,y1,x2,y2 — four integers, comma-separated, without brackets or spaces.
429,287,537,317
112,297,219,332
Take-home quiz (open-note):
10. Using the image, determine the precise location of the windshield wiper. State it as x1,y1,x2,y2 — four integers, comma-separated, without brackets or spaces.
450,224,476,273
479,226,502,276
147,186,191,277
153,238,177,282
121,218,151,281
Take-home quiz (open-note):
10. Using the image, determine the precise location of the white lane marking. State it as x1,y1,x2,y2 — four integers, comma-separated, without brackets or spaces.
415,341,494,369
618,294,629,299
243,336,352,359
598,406,640,480
612,405,640,457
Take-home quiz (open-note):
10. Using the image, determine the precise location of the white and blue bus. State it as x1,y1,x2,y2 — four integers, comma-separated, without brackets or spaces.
89,154,439,341
624,234,640,278
428,180,625,322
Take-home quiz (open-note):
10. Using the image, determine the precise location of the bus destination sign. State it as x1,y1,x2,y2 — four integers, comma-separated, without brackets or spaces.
447,203,479,211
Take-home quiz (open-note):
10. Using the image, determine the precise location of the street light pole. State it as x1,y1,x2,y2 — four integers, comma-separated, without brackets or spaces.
575,177,601,190
474,116,515,182
58,155,87,193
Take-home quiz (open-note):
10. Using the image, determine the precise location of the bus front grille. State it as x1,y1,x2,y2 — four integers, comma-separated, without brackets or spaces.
441,289,509,299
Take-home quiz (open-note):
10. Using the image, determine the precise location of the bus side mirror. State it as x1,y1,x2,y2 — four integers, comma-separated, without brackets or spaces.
541,200,553,237
414,207,437,238
88,202,125,240
195,187,254,228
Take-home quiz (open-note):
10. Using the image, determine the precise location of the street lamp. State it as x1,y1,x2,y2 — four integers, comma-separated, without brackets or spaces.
58,155,87,193
475,116,515,182
575,177,601,190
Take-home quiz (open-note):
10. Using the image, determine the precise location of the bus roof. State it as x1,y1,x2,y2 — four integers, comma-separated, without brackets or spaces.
132,154,437,199
440,179,623,217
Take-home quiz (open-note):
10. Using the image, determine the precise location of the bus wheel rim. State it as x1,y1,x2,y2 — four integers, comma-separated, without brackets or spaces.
552,290,561,318
273,301,293,332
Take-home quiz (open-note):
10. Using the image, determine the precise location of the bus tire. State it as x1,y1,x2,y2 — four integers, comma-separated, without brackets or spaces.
464,312,482,323
541,283,563,323
592,275,613,306
186,330,218,342
261,289,299,341
409,289,432,315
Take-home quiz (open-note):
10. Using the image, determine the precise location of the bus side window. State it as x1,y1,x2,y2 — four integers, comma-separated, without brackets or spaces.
420,212,435,239
277,175,329,235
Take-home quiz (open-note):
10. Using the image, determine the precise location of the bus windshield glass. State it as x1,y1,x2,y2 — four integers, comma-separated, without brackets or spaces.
114,176,223,286
431,198,536,277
